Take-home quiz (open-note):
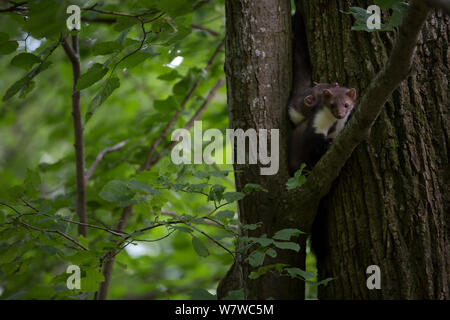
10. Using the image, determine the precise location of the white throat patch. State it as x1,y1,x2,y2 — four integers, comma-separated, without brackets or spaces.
312,107,336,136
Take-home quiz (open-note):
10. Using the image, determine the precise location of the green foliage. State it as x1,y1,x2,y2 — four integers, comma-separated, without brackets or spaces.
286,164,307,190
347,1,408,32
76,64,109,91
0,0,229,300
191,236,209,257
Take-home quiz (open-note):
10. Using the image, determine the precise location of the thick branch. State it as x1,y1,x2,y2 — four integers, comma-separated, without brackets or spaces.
285,0,431,231
62,35,88,238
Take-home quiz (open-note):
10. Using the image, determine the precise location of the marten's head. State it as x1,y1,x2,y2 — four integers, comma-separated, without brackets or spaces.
322,87,357,119
303,82,339,108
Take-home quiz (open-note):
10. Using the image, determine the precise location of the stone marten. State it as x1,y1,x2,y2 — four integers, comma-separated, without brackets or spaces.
287,82,340,125
288,86,357,175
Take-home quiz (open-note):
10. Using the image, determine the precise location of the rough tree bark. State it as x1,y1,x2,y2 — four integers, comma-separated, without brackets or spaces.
222,0,307,299
300,2,450,299
222,0,448,300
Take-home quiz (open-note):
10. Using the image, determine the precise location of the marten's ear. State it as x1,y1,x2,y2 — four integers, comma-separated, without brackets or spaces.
346,88,357,100
322,89,333,101
304,95,315,107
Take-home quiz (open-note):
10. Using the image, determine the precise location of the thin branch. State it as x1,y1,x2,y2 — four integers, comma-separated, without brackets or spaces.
81,16,116,24
19,220,88,251
0,1,27,13
83,5,159,18
191,24,220,37
62,35,88,238
18,199,128,237
285,0,432,231
85,139,129,182
183,221,235,257
147,77,226,168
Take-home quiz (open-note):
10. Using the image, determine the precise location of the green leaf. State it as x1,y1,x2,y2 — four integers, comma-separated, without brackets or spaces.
67,251,98,265
208,185,225,202
273,241,300,252
128,179,160,195
11,53,41,70
0,246,19,264
76,63,109,91
375,0,402,9
171,225,193,233
158,0,194,18
173,70,196,97
192,236,209,257
154,96,179,112
24,169,41,197
189,288,216,300
158,69,182,81
285,267,315,280
248,264,286,280
388,2,409,29
242,223,261,231
3,77,30,101
286,164,307,190
243,183,268,194
122,48,158,69
215,210,235,219
82,267,105,292
114,16,139,32
273,228,304,241
92,41,123,55
315,277,334,286
248,250,265,267
245,235,273,247
99,180,135,203
222,289,245,300
3,60,52,101
87,77,120,121
265,248,277,258
193,171,210,179
0,33,18,55
223,192,245,203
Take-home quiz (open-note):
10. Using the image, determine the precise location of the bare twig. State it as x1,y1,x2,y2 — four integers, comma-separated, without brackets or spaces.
85,139,129,182
62,35,88,238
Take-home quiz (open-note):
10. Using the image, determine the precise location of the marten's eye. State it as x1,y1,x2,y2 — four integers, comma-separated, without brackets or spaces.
344,103,349,108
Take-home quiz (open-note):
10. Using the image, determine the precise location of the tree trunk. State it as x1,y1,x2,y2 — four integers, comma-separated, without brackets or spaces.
223,0,308,300
300,2,450,299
